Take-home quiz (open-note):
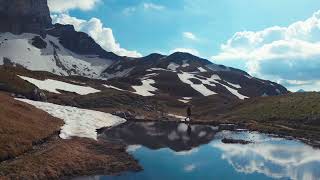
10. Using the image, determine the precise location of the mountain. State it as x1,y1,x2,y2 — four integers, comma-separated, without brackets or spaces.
0,0,288,101
297,89,306,93
0,0,125,78
103,52,288,99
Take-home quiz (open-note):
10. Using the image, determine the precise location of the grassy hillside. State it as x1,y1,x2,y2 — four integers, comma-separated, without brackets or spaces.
202,92,320,145
226,92,320,126
0,92,63,161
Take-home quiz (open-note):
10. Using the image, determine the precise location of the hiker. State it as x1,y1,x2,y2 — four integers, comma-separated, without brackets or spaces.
186,106,191,122
187,124,192,136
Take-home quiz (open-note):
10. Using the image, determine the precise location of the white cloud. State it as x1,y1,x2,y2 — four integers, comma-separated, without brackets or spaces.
48,0,100,13
279,79,320,92
212,136,320,180
122,2,165,15
184,164,196,172
183,32,198,41
122,7,137,16
170,48,200,56
212,10,320,91
143,3,165,11
52,14,142,58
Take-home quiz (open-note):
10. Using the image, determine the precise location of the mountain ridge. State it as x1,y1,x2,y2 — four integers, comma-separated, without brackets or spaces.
0,0,289,100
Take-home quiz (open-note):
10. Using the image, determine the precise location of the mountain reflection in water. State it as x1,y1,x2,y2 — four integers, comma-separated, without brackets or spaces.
99,121,218,152
77,121,320,180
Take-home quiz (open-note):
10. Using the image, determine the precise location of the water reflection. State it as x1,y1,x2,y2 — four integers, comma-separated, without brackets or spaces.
99,121,218,152
91,122,320,180
212,132,320,180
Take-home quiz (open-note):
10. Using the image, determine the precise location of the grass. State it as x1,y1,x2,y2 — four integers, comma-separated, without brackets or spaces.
0,138,140,179
0,92,63,161
0,66,37,98
226,92,320,125
209,92,320,145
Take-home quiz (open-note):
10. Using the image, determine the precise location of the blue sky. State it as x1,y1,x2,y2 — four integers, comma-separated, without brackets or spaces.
68,0,320,56
48,0,320,91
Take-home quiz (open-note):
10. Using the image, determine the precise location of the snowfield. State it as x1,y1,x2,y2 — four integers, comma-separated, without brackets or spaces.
103,84,126,92
19,75,100,95
177,71,248,99
168,113,187,121
132,79,158,96
198,67,207,72
178,72,218,96
16,98,126,140
102,67,134,80
0,32,112,77
167,62,180,71
178,99,190,103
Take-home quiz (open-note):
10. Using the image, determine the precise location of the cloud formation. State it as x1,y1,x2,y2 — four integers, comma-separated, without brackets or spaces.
212,10,320,91
183,32,198,41
52,14,142,58
48,0,100,13
213,135,320,180
122,2,165,15
143,3,165,11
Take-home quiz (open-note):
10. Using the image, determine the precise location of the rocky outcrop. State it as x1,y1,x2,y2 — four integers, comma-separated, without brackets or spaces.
0,0,52,37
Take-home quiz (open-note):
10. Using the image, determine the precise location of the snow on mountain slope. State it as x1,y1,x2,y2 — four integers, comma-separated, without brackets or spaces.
102,52,288,99
19,75,100,95
177,72,218,96
0,33,113,77
17,98,126,140
132,79,158,96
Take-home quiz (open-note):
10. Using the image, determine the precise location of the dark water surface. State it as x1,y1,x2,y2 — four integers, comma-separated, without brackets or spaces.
75,121,320,180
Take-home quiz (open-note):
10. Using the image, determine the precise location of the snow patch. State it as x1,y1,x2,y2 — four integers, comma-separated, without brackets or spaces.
168,113,187,120
198,67,207,72
167,62,180,71
182,60,190,68
219,83,248,100
16,99,126,140
0,33,112,77
102,67,134,80
178,99,189,103
147,68,174,72
19,75,100,95
177,72,217,96
244,75,254,79
226,81,241,89
177,72,248,99
132,79,158,96
142,73,159,79
183,97,192,100
103,84,126,92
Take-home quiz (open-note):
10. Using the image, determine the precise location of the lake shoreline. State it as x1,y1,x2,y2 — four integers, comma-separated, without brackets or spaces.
2,117,319,179
0,136,142,180
124,118,320,149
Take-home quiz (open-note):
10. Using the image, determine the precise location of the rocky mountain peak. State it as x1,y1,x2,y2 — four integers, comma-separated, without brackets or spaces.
0,0,52,37
166,52,211,65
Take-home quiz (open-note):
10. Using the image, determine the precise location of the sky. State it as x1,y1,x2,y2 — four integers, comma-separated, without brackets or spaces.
47,0,320,92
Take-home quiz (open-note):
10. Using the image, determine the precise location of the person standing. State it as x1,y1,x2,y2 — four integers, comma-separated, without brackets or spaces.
186,106,191,122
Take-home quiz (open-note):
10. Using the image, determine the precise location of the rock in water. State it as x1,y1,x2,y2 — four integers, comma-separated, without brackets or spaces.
0,0,52,37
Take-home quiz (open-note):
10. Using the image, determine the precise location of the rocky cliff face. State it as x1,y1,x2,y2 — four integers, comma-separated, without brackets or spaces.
0,0,52,37
47,24,124,61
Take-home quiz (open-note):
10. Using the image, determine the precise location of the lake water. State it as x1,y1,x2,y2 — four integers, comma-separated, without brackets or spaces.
76,121,320,180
